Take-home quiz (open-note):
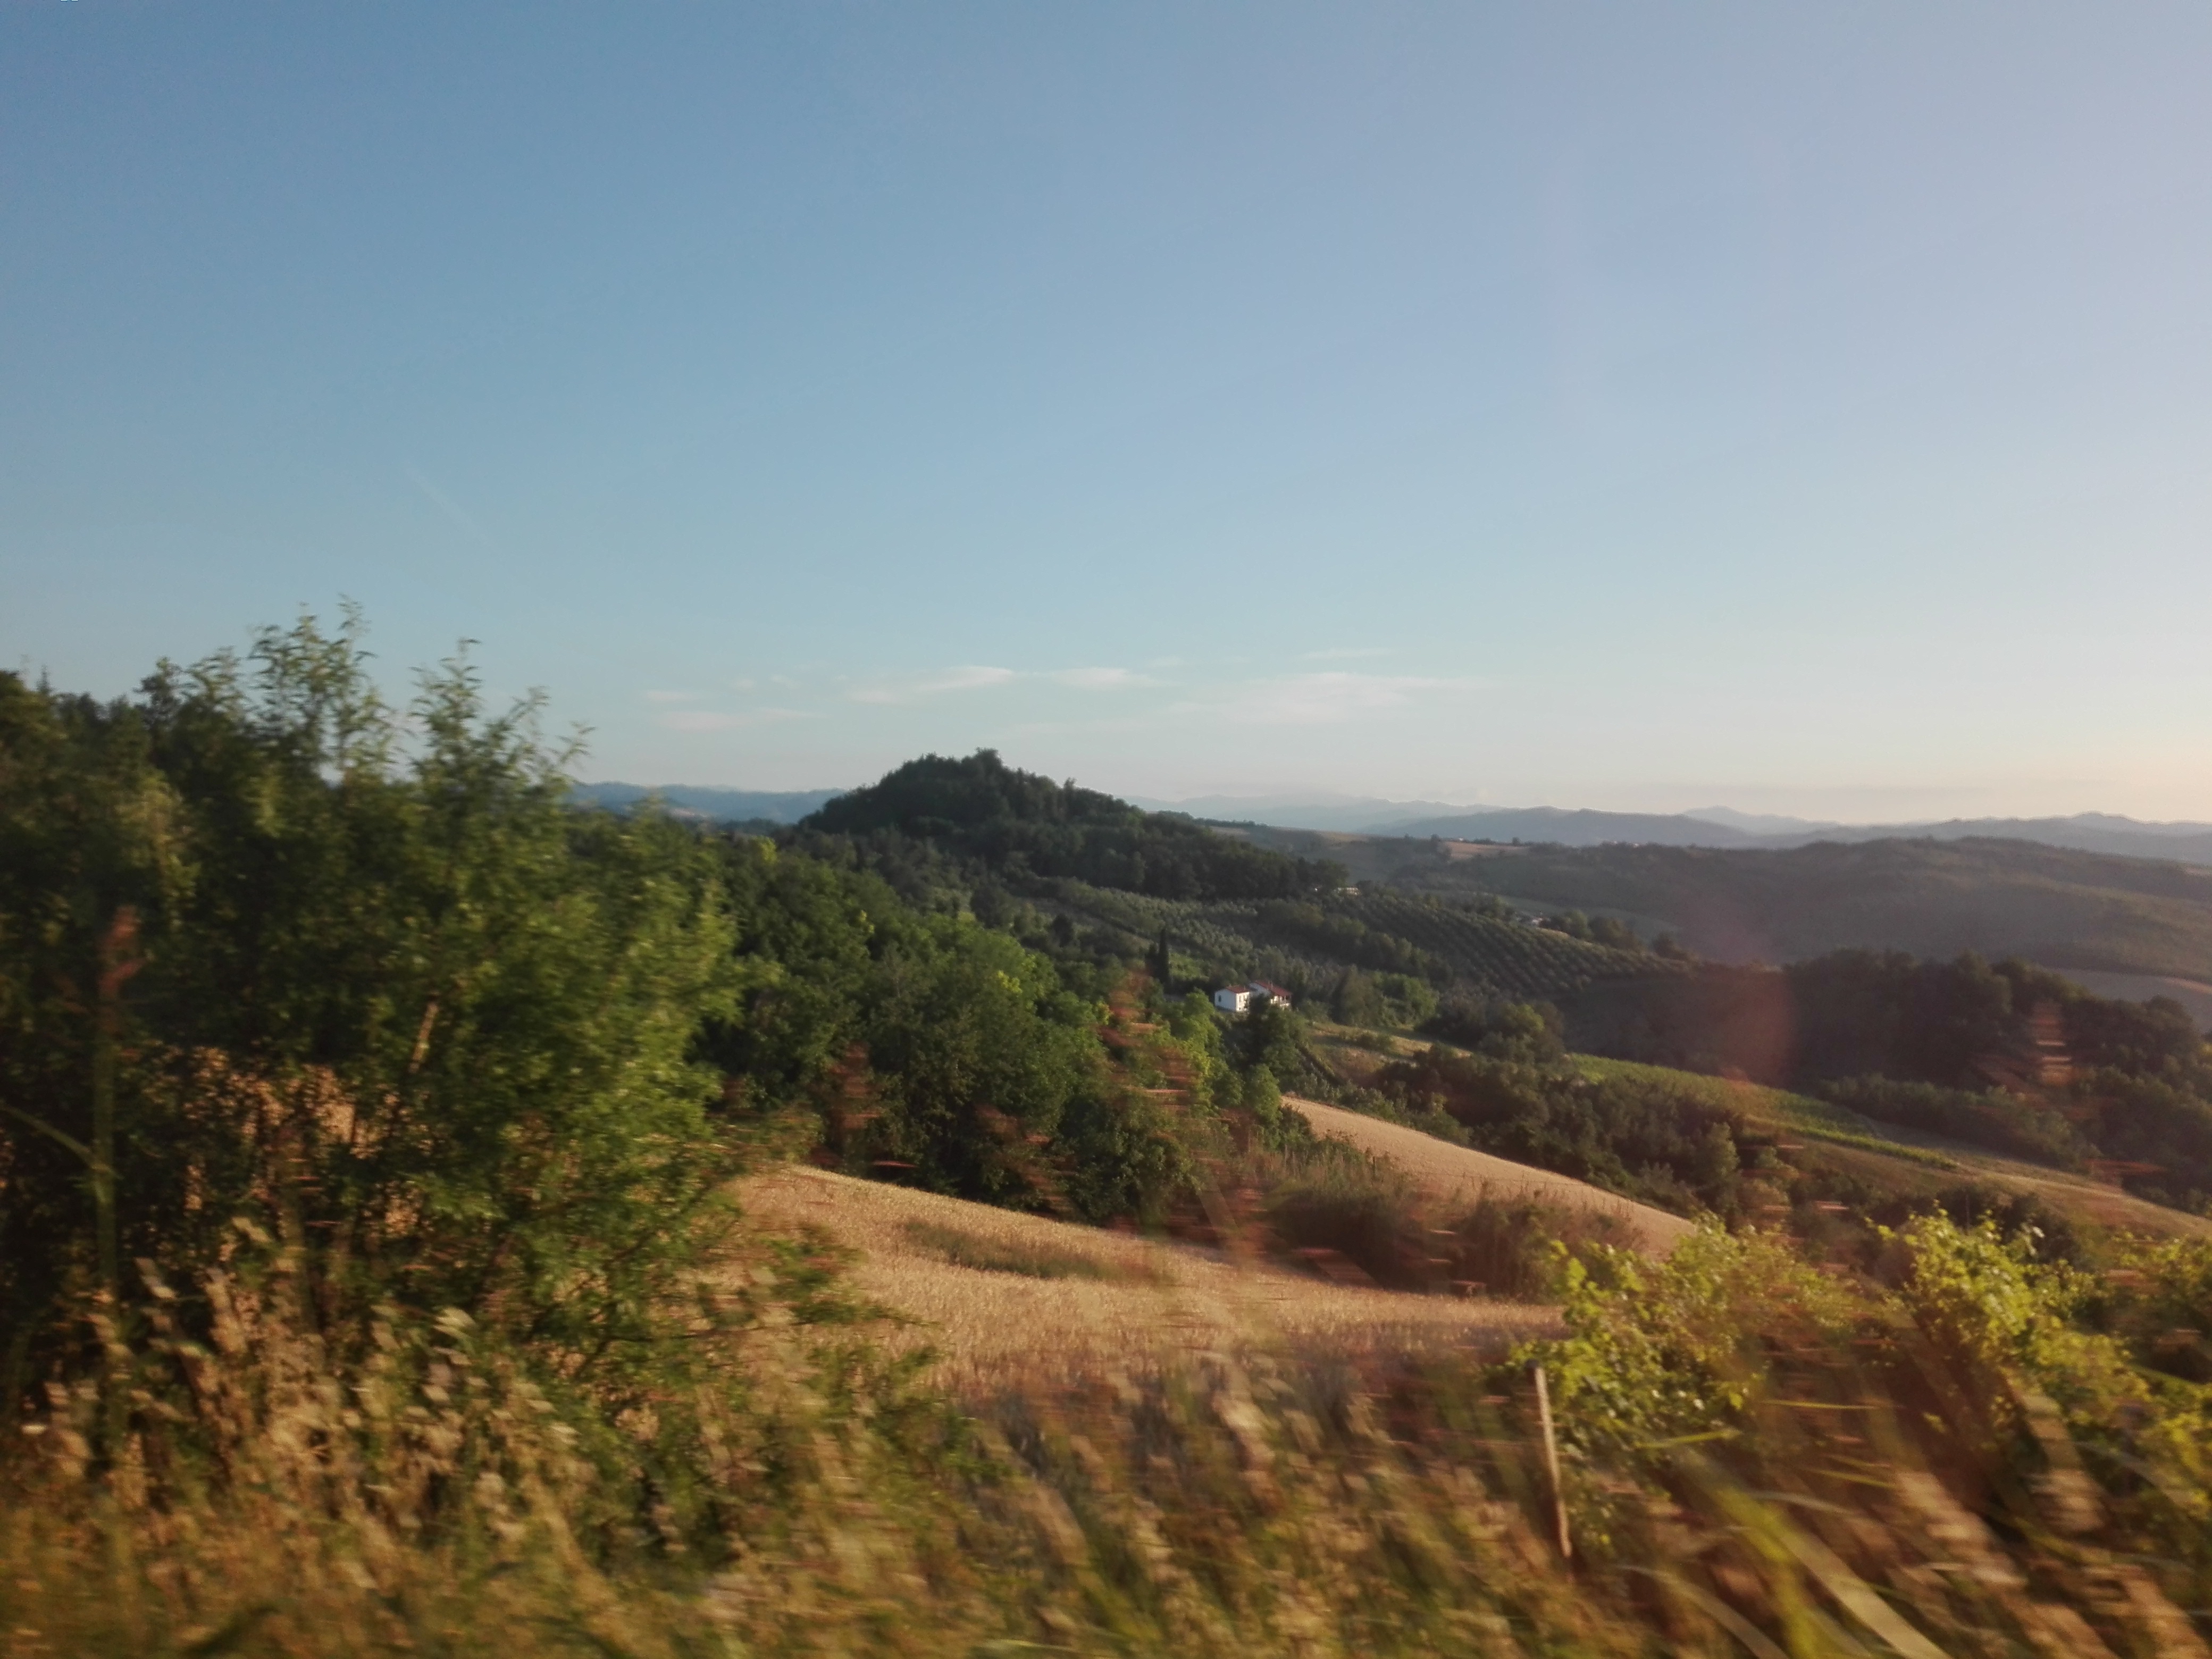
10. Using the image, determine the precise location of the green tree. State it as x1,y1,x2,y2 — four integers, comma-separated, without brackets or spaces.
1,616,743,1376
862,927,1105,1205
0,672,190,1369
1237,997,1306,1087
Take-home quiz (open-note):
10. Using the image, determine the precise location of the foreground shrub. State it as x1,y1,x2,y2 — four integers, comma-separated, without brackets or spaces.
1259,1139,1622,1300
0,616,744,1387
1373,1048,1749,1217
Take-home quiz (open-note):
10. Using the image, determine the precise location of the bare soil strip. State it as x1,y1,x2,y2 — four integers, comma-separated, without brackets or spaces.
1286,1096,1697,1257
736,1164,1559,1385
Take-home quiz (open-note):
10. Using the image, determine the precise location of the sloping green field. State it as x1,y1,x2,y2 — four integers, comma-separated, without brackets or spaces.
1052,880,1669,1002
1570,1054,1958,1168
1230,827,2212,981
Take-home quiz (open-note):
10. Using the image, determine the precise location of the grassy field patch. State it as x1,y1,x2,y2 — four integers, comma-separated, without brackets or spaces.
1570,1053,1963,1168
901,1218,1167,1283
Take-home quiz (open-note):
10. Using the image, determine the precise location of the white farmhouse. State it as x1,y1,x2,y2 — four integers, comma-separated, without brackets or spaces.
1214,981,1293,1015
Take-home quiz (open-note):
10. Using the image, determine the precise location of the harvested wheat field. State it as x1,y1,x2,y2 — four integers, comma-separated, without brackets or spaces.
1287,1096,1696,1256
736,1163,1560,1385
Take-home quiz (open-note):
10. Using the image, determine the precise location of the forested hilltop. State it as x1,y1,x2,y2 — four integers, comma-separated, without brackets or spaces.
783,748,1681,1020
801,748,1346,899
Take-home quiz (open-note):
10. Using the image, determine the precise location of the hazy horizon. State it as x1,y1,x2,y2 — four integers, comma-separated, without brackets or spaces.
9,4,2211,820
580,774,2212,836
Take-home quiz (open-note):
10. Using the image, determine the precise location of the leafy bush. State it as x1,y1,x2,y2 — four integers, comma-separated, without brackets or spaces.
1327,966,1439,1029
2102,1233,2212,1385
1814,1074,2092,1168
1374,1048,1750,1217
1866,1181,2086,1265
2081,1070,2212,1213
1421,996,1565,1063
1534,1227,1868,1457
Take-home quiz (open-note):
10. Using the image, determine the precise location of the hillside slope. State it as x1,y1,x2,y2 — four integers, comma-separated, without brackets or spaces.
736,1164,1557,1382
1232,827,2212,980
1286,1097,1695,1255
1378,807,2212,864
1051,881,1669,1003
1572,1056,2212,1241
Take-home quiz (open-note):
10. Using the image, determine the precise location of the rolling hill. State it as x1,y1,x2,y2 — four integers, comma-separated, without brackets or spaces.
735,1162,1559,1383
1569,1055,2212,1241
574,782,845,822
1227,826,2212,983
1046,881,1674,1004
1380,806,2212,864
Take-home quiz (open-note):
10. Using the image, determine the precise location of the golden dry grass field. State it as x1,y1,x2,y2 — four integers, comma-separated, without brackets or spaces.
1284,1095,1697,1255
735,1164,1560,1386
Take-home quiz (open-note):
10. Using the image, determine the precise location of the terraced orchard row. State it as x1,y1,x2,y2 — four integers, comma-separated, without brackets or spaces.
1048,883,1345,990
1050,881,1676,1003
1341,890,1681,996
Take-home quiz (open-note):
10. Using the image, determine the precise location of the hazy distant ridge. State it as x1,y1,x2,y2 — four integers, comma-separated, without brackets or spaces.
1379,806,1772,846
1124,793,1474,832
587,781,2212,867
574,783,844,824
1378,807,2212,865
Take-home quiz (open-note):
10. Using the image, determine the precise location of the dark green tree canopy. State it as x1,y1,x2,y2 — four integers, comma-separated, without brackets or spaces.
803,749,1345,901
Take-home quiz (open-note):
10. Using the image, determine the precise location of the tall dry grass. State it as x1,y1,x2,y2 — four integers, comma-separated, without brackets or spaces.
6,1214,2210,1656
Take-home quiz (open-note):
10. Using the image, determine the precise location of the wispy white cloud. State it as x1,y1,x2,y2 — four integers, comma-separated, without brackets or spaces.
849,665,1019,705
644,689,703,704
1193,672,1485,727
845,664,1154,702
659,707,822,732
1045,666,1158,690
1302,646,1395,661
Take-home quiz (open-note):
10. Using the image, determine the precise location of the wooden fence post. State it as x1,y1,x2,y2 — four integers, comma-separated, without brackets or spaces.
1533,1362,1571,1561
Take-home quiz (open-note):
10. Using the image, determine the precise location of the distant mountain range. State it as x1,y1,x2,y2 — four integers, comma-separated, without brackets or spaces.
1680,806,1846,835
1122,792,1477,831
582,781,2212,868
1133,794,2212,866
1369,807,2212,867
572,783,844,824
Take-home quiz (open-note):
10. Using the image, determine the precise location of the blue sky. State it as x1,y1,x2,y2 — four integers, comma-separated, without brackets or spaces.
6,3,2212,819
